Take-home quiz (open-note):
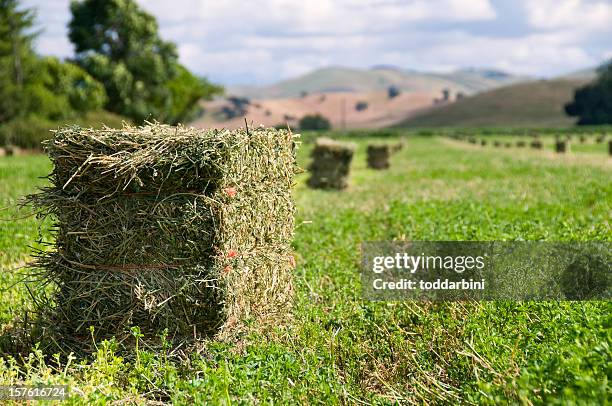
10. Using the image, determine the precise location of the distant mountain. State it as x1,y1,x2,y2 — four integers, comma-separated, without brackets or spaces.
396,78,591,128
228,66,528,99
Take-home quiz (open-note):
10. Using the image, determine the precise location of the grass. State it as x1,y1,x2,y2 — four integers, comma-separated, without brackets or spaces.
0,132,610,404
398,79,589,128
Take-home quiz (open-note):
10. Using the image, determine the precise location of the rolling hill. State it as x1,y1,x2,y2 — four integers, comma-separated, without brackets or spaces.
397,78,591,128
228,66,527,99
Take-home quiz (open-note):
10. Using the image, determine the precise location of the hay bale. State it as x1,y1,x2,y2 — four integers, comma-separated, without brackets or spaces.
493,141,501,147
608,140,612,156
367,144,391,170
530,140,543,149
27,124,298,349
596,134,606,144
468,137,477,144
480,139,487,146
555,139,570,153
4,145,19,156
391,138,405,153
307,137,355,189
516,140,526,148
579,135,587,143
504,142,512,148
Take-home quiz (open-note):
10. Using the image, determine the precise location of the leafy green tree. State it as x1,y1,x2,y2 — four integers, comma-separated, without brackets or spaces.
299,114,331,131
69,0,221,123
0,0,38,122
565,60,612,125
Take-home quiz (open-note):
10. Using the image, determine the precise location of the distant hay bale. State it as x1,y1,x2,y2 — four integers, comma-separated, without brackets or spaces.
516,140,526,148
4,145,19,156
27,124,299,351
367,144,392,170
468,137,477,144
504,142,512,148
391,138,405,153
609,140,612,156
596,134,606,144
307,137,355,189
480,139,487,146
493,141,501,147
530,140,543,149
579,135,586,143
555,139,570,153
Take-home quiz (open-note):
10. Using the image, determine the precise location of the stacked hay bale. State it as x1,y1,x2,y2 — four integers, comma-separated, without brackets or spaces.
530,140,543,149
555,139,570,153
367,144,392,170
307,137,355,189
28,124,298,349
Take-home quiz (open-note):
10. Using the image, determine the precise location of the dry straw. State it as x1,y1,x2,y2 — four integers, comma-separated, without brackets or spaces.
27,123,299,351
367,144,391,170
307,137,355,190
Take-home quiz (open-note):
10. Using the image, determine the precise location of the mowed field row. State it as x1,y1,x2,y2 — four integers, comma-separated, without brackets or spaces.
0,134,610,404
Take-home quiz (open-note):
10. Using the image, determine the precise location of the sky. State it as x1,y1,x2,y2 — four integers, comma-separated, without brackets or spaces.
23,0,612,86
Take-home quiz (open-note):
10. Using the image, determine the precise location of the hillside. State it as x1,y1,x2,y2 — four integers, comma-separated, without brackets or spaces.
229,66,526,99
397,78,591,128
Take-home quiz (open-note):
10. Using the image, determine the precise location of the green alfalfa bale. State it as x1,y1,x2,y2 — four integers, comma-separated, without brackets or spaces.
504,142,512,148
596,134,606,144
391,138,405,153
367,144,391,170
608,140,612,156
307,137,356,190
26,124,299,351
516,140,526,148
530,140,543,149
468,137,477,144
493,141,501,147
480,139,487,146
555,139,570,153
579,134,587,143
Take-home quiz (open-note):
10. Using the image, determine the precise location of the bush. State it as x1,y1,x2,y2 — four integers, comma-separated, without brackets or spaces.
299,114,331,131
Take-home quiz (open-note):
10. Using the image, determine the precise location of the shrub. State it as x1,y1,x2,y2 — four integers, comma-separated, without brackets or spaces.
299,114,331,131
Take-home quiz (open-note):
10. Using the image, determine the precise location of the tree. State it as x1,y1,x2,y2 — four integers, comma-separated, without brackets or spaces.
565,60,612,125
299,114,331,131
69,0,221,124
0,0,38,122
387,85,400,99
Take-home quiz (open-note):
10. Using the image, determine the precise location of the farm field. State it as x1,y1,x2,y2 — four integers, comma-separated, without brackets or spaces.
0,133,611,404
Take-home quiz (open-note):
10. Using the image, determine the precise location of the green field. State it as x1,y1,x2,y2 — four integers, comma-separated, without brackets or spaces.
0,134,610,404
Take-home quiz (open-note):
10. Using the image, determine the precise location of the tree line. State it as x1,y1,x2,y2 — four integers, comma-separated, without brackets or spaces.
0,0,221,146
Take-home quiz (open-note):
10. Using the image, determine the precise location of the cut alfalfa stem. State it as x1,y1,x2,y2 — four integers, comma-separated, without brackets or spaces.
555,139,570,153
367,144,391,170
307,137,356,190
25,123,300,353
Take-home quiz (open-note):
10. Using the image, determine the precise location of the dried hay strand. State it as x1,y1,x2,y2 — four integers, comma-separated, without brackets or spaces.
366,144,392,170
307,137,356,190
555,139,570,153
26,123,299,351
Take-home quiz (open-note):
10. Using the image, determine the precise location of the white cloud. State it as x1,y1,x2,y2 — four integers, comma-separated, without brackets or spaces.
20,0,610,84
525,0,612,30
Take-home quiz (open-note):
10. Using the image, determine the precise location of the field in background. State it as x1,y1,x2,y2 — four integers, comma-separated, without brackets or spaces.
0,132,610,404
